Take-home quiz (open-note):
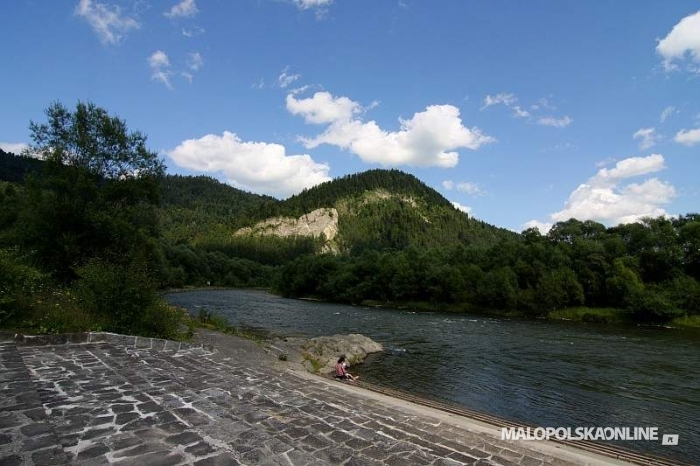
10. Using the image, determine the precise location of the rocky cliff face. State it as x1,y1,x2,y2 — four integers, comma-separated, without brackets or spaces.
234,207,339,242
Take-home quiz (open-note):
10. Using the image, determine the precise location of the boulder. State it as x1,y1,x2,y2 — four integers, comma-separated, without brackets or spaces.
300,333,383,374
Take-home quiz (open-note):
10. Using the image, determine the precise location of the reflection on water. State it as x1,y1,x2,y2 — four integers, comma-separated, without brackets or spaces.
166,289,700,462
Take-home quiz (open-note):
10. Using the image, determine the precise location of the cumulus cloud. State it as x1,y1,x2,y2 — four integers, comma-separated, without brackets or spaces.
75,0,140,45
442,180,484,196
521,220,553,234
547,155,674,227
525,154,676,231
164,0,198,19
660,105,676,122
633,127,661,150
0,142,29,155
537,116,573,128
287,91,361,124
166,131,331,197
148,50,172,89
287,91,494,168
451,201,472,214
656,10,700,73
674,128,700,146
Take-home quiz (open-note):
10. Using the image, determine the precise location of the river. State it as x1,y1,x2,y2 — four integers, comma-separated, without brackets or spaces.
165,289,700,463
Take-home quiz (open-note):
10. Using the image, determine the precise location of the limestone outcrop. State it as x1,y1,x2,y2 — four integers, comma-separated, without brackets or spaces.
234,207,338,242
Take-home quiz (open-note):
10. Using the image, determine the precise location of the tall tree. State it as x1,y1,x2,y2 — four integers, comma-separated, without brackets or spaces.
19,101,165,283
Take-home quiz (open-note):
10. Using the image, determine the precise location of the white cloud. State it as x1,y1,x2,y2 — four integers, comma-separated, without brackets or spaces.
660,105,676,122
633,127,661,150
186,52,203,71
148,51,172,89
537,115,572,128
293,0,332,9
181,72,193,83
166,131,331,198
656,10,700,73
595,153,665,183
75,0,140,45
511,106,530,119
0,142,28,154
182,26,205,37
286,91,361,125
148,50,170,68
522,220,553,234
674,128,700,146
480,93,516,110
548,154,675,225
442,180,484,196
278,67,301,89
483,93,567,123
532,97,557,111
164,0,198,19
288,91,494,168
451,201,472,214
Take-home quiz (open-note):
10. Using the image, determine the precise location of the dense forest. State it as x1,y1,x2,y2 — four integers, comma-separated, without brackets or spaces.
1,103,699,339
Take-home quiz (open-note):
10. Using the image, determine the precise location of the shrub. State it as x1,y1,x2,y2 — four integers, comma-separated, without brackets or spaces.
0,248,45,325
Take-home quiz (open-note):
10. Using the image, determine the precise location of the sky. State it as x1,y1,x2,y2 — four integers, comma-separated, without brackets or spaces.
1,0,699,233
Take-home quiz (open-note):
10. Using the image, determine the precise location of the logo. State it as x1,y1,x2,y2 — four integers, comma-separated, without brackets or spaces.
500,427,679,446
662,434,679,446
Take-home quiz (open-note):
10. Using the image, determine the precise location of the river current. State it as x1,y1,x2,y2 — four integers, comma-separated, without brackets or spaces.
166,289,700,462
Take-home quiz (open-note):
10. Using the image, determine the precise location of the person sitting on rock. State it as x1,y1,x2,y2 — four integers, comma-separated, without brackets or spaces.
335,356,358,381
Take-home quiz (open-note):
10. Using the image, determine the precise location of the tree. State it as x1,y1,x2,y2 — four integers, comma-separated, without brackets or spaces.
28,101,163,180
20,101,165,281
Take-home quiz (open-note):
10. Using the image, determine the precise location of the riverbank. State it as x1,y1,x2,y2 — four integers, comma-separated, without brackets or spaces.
1,331,669,465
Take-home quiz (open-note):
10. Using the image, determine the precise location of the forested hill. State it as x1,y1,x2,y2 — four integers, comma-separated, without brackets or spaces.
161,175,276,219
158,169,515,251
0,148,42,182
269,169,516,251
279,169,454,217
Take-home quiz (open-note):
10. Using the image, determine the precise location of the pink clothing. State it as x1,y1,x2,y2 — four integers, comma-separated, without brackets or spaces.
335,362,347,377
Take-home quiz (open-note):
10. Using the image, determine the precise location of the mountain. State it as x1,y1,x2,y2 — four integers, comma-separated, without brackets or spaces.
233,169,514,253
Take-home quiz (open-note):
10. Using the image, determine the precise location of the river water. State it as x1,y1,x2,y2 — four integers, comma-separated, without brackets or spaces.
166,289,700,462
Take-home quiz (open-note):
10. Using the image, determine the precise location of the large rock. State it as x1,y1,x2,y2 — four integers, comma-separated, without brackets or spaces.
299,334,383,375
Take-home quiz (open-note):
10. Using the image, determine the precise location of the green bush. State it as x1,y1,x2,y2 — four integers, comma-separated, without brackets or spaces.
74,257,163,335
140,301,184,339
0,248,45,325
24,288,100,334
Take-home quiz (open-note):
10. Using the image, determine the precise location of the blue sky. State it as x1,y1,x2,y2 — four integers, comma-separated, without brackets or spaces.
1,0,699,232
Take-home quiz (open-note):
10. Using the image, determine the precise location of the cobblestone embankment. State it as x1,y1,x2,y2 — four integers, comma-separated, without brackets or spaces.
0,331,663,465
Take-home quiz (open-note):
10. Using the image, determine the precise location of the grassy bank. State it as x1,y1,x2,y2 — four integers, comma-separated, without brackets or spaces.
668,315,700,329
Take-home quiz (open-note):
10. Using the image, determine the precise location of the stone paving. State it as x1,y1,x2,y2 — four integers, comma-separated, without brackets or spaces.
0,333,639,465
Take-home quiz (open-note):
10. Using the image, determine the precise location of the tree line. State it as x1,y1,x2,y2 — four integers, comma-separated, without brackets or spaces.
274,216,700,323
